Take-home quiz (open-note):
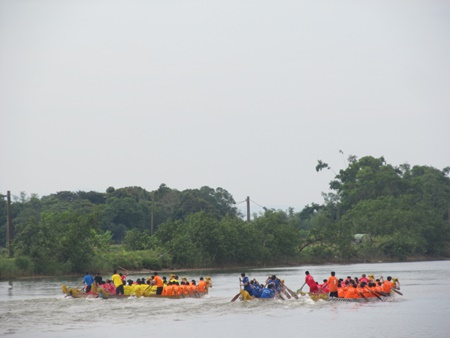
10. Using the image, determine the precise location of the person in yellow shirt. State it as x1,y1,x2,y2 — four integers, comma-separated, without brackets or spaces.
205,277,212,288
124,280,133,296
112,270,124,295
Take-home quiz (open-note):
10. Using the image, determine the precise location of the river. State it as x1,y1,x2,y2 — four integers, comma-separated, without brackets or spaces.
1,260,449,337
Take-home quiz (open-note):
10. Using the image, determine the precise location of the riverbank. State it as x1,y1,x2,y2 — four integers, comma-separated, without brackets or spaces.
3,255,448,281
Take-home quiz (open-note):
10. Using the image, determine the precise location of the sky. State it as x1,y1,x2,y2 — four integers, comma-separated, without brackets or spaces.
1,0,449,213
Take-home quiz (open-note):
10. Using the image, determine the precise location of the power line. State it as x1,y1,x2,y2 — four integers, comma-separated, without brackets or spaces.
250,199,266,209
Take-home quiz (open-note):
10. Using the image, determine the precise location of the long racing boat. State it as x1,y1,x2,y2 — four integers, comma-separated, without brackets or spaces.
298,290,397,302
62,284,207,299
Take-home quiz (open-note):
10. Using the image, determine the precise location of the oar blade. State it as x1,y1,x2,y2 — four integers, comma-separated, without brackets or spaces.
230,293,240,302
393,289,403,296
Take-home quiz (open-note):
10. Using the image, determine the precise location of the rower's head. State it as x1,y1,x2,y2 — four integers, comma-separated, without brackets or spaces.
331,271,335,276
305,271,310,275
387,276,392,281
241,273,245,277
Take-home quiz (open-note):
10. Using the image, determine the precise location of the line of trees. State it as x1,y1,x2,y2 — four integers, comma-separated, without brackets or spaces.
1,155,449,278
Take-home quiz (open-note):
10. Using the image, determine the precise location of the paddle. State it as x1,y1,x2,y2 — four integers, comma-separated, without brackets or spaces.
230,278,242,302
281,282,299,299
377,291,390,297
359,292,369,302
283,289,291,299
369,290,383,301
297,282,306,296
392,288,403,296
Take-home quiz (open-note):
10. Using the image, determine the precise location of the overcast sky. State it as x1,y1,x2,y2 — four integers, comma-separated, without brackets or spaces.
1,0,449,213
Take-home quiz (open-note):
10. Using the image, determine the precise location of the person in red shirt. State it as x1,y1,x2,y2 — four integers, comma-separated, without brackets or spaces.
359,274,369,284
318,279,329,293
304,271,319,293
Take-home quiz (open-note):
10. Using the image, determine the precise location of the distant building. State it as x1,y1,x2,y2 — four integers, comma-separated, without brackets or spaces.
354,234,369,244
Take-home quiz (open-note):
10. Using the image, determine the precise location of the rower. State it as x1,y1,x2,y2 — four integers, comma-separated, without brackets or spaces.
241,273,253,296
260,283,276,299
381,276,393,293
304,271,319,293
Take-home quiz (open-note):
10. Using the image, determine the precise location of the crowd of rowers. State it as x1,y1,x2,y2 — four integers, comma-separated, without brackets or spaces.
82,270,212,297
240,273,291,299
301,271,401,299
240,271,400,300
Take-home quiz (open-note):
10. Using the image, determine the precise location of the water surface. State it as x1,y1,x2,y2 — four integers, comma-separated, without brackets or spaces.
1,260,449,337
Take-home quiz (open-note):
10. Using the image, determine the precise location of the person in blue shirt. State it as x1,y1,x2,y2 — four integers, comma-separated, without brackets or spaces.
250,280,263,298
260,283,276,299
241,273,253,296
266,275,281,293
83,272,95,293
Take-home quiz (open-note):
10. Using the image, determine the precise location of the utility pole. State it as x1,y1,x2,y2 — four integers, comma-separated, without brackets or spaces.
151,191,155,235
246,196,250,222
6,191,12,258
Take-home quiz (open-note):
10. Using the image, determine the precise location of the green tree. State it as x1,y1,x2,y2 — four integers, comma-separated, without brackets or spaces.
13,211,100,272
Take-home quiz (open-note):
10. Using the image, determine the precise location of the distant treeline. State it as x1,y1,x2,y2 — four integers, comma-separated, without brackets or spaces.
1,155,449,278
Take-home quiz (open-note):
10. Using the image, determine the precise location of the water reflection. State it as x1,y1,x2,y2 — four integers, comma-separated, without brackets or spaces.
1,261,449,338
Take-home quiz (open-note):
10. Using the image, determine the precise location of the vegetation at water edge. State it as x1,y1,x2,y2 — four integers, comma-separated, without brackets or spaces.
0,155,449,279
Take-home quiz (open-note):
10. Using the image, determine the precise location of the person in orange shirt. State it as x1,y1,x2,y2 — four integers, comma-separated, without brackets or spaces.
359,282,373,298
197,277,207,293
381,276,393,293
327,271,339,298
179,281,188,296
172,282,181,297
339,280,349,298
186,283,193,296
345,282,361,299
153,272,164,295
162,282,174,296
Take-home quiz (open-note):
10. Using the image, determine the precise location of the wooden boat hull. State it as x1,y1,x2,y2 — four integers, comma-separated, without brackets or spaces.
237,290,283,301
302,290,395,302
62,284,206,299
